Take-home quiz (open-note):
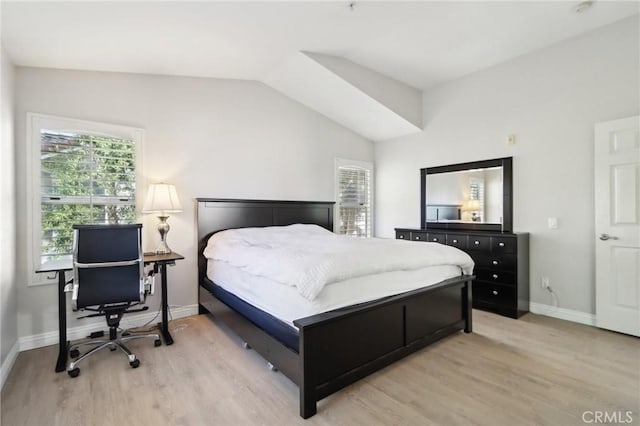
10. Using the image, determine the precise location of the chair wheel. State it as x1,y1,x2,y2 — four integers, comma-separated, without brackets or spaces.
70,349,80,358
154,339,161,347
110,346,117,351
130,359,140,368
68,368,80,378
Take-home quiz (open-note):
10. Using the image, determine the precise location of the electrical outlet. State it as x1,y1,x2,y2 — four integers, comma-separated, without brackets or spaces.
541,276,550,289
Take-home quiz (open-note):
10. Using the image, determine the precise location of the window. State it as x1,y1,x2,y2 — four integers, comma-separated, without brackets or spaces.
469,177,485,221
28,114,144,284
335,158,373,237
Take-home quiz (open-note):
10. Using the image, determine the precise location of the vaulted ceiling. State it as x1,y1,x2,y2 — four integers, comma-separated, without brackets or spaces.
3,1,638,140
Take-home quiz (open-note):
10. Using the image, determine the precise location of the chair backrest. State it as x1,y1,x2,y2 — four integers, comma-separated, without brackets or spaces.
72,224,144,310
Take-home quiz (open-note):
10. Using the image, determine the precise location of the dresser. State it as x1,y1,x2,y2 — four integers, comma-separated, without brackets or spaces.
395,228,529,318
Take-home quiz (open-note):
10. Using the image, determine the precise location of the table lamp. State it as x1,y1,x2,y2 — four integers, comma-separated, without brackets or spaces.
143,183,182,254
465,199,481,222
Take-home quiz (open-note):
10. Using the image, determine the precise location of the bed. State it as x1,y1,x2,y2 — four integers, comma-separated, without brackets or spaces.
197,198,474,419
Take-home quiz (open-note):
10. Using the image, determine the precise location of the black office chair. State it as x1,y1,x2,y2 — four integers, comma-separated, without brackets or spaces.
67,224,161,378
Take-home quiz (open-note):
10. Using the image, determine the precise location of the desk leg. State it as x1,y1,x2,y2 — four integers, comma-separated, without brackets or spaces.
56,272,68,372
160,263,174,345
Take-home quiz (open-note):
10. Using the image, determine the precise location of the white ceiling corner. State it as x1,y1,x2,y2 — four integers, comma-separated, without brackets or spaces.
303,52,423,128
263,51,423,141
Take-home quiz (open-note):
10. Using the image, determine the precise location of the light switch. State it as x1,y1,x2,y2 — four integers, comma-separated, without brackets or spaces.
507,134,516,145
548,217,558,229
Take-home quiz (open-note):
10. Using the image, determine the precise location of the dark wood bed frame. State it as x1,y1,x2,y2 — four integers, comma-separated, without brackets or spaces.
196,198,473,419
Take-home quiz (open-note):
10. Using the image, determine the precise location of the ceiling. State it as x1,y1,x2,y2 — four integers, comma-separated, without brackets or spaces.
3,1,638,90
2,1,638,141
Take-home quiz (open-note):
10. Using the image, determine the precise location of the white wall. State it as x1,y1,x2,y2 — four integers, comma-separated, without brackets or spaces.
14,68,372,338
484,168,502,223
375,16,639,315
1,46,18,375
426,172,468,205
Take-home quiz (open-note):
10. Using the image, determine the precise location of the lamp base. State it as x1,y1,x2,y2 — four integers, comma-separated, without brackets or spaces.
156,215,173,254
155,241,172,255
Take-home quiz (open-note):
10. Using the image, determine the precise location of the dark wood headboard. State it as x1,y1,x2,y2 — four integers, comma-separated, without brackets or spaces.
196,198,335,282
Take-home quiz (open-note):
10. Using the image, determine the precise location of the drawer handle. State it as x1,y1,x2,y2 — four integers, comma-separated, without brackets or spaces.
492,260,499,265
492,290,498,295
492,274,499,279
474,240,480,245
399,235,404,239
452,239,458,243
499,242,505,247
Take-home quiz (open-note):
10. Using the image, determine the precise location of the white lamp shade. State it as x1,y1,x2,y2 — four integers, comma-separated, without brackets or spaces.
143,183,182,214
463,199,481,211
467,199,481,210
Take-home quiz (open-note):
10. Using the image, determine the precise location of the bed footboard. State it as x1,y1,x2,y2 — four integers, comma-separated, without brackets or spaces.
294,276,472,418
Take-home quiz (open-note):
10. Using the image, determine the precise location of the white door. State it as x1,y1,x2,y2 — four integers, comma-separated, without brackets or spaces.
595,116,640,336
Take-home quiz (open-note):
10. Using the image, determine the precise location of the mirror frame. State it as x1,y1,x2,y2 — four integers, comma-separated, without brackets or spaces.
420,157,513,232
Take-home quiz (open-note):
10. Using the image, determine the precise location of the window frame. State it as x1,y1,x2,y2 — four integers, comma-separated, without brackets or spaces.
334,158,374,238
26,113,144,286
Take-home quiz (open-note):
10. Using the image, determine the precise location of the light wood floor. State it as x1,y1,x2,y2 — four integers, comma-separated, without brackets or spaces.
2,310,638,426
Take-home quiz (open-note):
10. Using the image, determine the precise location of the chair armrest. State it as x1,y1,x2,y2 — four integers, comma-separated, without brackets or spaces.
64,277,74,292
75,258,141,269
144,273,155,296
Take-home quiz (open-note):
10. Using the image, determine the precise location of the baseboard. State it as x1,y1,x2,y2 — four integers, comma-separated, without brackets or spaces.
1,339,20,390
529,302,596,326
19,304,199,352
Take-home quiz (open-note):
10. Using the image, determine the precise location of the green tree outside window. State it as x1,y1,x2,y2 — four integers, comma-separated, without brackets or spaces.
40,131,136,264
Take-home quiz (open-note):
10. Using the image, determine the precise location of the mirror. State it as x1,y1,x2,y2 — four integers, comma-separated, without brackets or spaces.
420,157,512,232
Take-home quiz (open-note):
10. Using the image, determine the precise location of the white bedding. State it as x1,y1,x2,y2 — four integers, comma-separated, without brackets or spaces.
207,259,464,328
203,224,474,301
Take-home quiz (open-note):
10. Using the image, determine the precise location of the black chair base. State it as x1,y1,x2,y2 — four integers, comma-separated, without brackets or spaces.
67,325,160,378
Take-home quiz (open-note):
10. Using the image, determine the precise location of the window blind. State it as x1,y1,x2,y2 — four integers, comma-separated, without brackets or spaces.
469,178,485,221
337,166,371,237
39,130,136,264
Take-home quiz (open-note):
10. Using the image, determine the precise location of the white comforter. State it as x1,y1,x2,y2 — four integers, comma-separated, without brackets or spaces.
203,224,474,301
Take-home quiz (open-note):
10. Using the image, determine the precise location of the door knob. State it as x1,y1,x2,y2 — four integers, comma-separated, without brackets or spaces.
599,233,619,241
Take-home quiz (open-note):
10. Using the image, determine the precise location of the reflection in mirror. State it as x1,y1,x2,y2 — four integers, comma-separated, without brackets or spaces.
425,167,503,224
421,157,512,232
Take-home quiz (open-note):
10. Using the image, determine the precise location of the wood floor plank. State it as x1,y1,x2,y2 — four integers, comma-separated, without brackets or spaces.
1,310,638,426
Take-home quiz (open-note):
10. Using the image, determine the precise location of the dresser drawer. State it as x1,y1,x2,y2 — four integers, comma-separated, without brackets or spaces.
427,232,446,243
446,234,467,249
411,231,428,242
467,236,490,251
491,236,516,254
473,282,515,306
473,254,516,271
476,270,516,285
393,228,529,319
396,231,411,240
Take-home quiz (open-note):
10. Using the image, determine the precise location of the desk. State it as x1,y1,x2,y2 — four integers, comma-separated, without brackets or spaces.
142,253,184,346
36,252,184,373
